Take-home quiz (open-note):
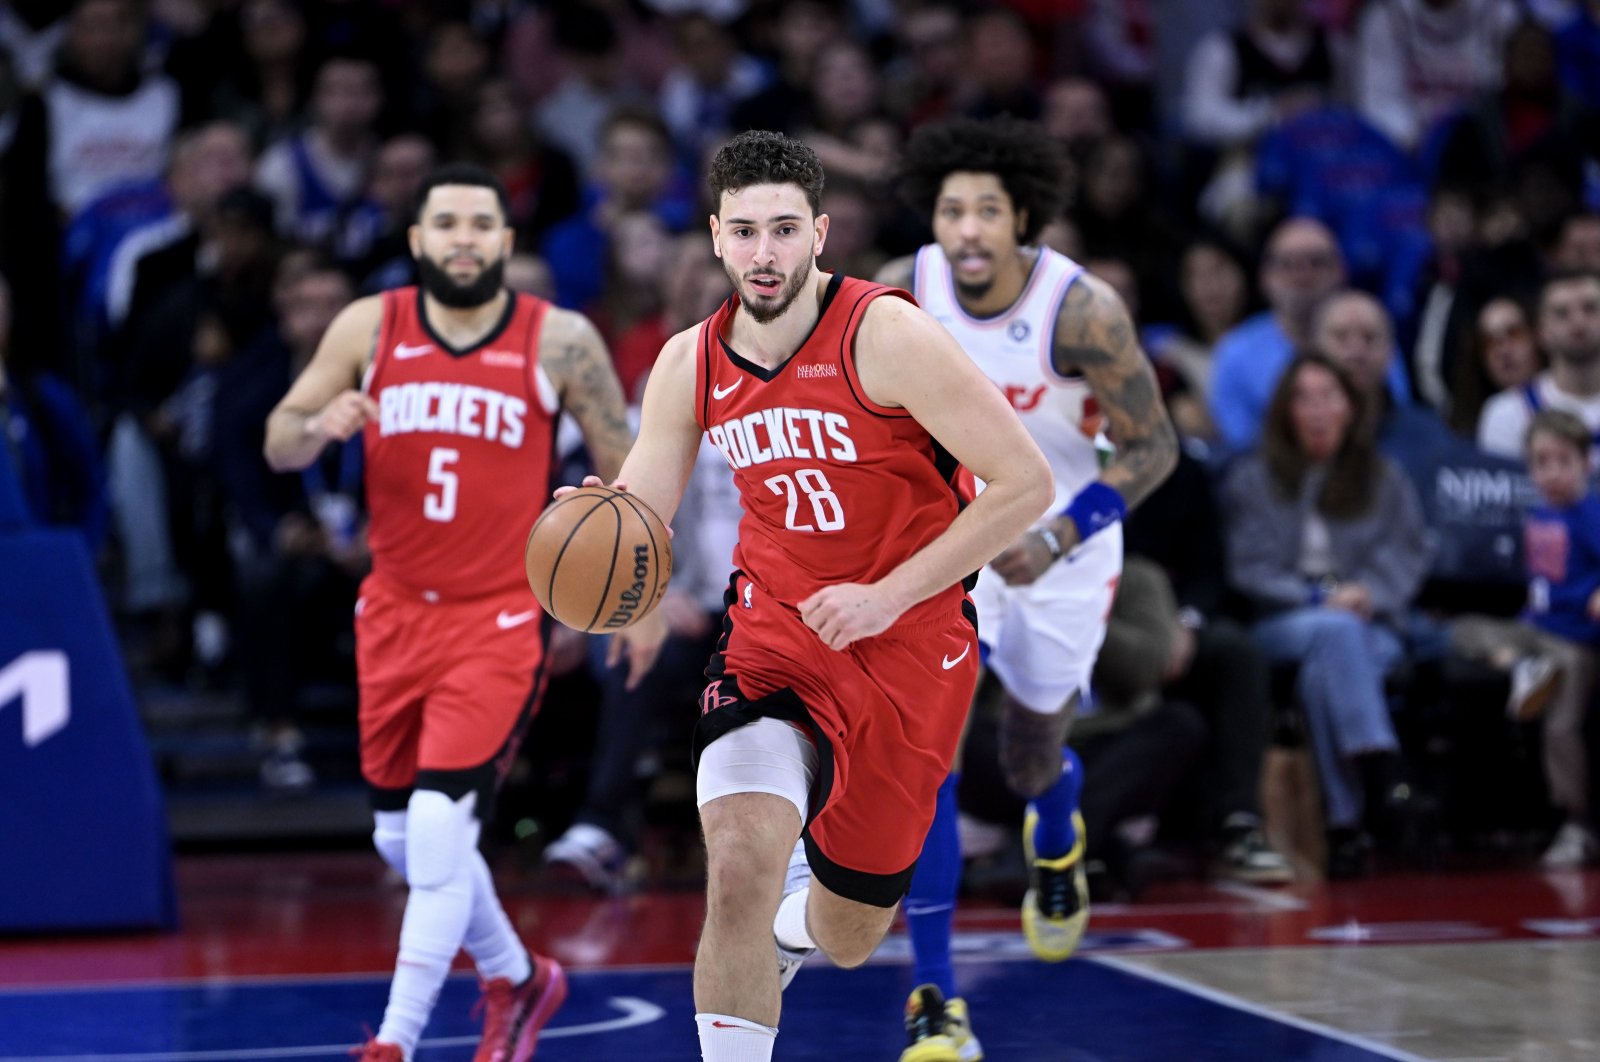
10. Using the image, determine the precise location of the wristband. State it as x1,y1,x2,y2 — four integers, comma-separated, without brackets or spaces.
1036,526,1064,562
1061,481,1127,544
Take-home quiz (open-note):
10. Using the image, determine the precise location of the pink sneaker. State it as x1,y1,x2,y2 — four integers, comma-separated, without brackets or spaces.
473,956,569,1062
351,1039,404,1062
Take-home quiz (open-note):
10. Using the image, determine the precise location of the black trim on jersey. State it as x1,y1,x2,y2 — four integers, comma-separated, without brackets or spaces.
414,287,521,358
716,273,844,382
804,833,915,909
930,438,981,593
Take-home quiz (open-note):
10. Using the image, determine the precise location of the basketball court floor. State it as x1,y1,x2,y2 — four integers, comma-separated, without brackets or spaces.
3,853,1599,1061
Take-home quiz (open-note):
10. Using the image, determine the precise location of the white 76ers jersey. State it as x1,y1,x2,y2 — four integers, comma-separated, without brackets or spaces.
912,244,1103,513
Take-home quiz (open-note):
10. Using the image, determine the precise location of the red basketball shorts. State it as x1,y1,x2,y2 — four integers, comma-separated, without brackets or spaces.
695,572,980,906
354,571,549,795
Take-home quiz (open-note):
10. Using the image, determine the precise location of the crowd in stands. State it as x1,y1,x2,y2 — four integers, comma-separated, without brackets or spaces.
6,0,1600,892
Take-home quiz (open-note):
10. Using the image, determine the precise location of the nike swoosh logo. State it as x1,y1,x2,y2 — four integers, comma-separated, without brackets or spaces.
496,609,537,629
712,379,742,399
394,342,434,360
711,1021,743,1029
941,644,970,670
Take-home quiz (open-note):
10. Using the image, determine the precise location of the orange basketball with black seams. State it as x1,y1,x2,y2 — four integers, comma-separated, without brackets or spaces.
524,486,673,632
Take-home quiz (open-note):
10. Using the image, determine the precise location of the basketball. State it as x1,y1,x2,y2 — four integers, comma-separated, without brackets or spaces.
524,486,673,633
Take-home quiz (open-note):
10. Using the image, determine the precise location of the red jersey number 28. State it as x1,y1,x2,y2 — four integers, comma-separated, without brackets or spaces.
764,468,844,532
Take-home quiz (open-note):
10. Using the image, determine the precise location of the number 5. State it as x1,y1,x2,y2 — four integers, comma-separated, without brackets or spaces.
425,447,459,522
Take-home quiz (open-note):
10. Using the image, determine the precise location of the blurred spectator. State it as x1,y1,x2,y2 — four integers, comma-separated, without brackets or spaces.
817,179,886,282
1554,212,1600,271
1354,0,1521,151
1555,0,1600,111
1223,352,1432,877
609,235,729,406
409,21,491,154
798,39,897,187
255,53,383,247
44,0,180,217
1042,77,1115,156
340,133,436,291
540,108,692,311
658,12,769,164
1450,408,1600,867
504,252,555,302
1082,0,1157,129
1402,185,1479,414
1150,236,1254,443
1451,294,1545,436
0,274,107,546
1209,216,1347,452
1479,271,1600,459
730,0,845,136
462,78,580,245
1071,134,1181,321
1314,290,1456,478
535,3,650,176
587,210,672,349
1069,556,1208,897
1183,0,1337,230
169,0,312,145
1123,449,1292,883
882,1,966,129
216,261,363,791
965,6,1042,121
0,2,65,91
0,44,59,374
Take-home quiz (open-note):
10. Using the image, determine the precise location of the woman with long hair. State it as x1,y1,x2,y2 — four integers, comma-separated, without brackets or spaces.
1221,352,1433,876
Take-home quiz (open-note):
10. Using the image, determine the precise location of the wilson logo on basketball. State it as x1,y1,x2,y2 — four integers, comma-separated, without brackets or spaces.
602,546,654,629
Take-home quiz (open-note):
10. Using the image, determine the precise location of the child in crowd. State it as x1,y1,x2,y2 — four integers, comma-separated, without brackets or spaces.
1451,409,1600,868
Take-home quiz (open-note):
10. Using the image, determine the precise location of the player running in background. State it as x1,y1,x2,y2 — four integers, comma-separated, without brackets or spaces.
563,130,1052,1062
877,116,1177,1061
265,163,665,1062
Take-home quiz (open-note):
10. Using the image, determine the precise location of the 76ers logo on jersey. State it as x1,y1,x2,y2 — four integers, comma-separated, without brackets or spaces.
1003,383,1047,411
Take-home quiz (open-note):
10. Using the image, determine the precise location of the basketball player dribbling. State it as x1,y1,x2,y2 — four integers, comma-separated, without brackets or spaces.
560,130,1052,1062
876,117,1177,1060
264,163,666,1062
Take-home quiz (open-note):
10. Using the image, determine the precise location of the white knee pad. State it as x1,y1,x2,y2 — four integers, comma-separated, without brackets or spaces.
373,810,408,875
696,717,818,825
405,789,480,890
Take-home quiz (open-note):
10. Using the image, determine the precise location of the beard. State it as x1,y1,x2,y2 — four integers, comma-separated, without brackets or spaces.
417,253,506,309
727,257,812,324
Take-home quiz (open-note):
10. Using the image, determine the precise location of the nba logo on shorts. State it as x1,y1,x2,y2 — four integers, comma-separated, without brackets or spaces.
743,584,753,609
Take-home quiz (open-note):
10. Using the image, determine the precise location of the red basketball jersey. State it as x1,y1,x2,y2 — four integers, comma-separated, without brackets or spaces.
694,274,972,632
363,287,558,599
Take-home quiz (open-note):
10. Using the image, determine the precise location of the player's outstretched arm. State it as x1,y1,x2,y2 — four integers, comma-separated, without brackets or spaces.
801,296,1053,648
1053,272,1178,515
540,308,635,482
264,296,382,472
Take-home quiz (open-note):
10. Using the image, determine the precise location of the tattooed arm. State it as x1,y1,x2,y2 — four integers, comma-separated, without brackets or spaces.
993,272,1177,582
539,308,635,481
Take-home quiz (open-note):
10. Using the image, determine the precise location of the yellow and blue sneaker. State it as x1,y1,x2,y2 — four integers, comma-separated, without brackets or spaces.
899,984,960,1062
1021,808,1090,962
942,996,984,1061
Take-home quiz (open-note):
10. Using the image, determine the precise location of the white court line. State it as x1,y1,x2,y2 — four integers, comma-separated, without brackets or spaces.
0,996,664,1062
1210,880,1310,911
1092,955,1435,1062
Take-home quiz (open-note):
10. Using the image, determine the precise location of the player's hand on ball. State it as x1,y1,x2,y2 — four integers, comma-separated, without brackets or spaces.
991,529,1057,585
800,583,902,650
553,475,622,500
308,390,378,442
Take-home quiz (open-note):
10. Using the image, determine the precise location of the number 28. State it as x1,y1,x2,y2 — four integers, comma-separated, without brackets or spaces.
764,468,844,532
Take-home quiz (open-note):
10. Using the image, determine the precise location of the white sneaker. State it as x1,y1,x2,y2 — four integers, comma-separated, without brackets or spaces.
1541,822,1599,869
542,823,626,892
1508,655,1562,722
776,838,815,990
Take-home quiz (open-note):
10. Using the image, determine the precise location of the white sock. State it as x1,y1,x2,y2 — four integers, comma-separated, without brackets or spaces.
463,850,532,985
696,1012,777,1062
376,870,474,1052
772,887,815,951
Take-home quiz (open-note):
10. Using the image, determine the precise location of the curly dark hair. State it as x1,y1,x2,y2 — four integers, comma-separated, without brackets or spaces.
412,162,511,225
896,117,1068,244
707,130,825,216
1260,350,1377,520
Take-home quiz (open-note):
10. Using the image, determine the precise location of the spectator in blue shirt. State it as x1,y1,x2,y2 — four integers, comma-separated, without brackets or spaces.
1451,408,1600,868
1556,2,1600,112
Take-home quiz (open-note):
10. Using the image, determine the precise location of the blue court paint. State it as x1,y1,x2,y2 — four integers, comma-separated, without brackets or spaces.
0,958,1412,1061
